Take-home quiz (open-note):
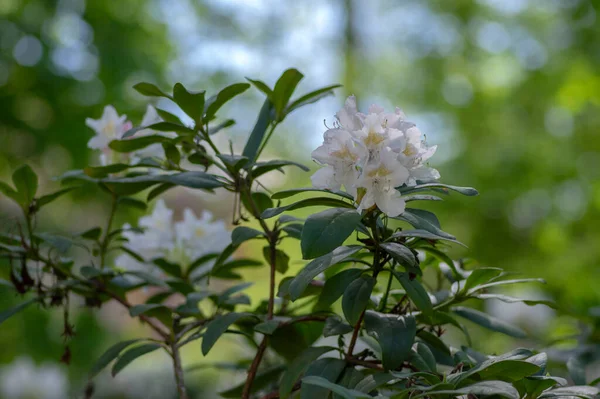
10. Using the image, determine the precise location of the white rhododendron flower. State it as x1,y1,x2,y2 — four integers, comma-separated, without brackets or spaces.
0,357,68,399
85,105,132,150
311,95,439,217
115,199,231,279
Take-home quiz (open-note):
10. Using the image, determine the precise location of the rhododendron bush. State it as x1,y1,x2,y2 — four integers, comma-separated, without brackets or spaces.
0,69,598,399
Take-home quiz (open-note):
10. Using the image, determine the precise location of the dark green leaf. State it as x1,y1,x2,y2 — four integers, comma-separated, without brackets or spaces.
466,278,546,295
263,247,290,274
246,78,273,98
202,312,256,355
279,346,335,399
272,68,304,120
90,339,144,377
109,135,174,153
0,181,20,204
323,316,353,337
474,294,557,309
462,267,504,293
133,82,171,98
399,183,479,197
242,99,273,161
151,258,182,277
219,366,285,398
301,358,347,399
567,357,587,385
112,343,163,376
415,380,519,399
282,223,303,240
302,376,370,399
453,307,527,338
173,82,205,124
342,275,376,326
118,197,147,211
286,84,342,114
262,197,355,219
36,187,77,208
392,271,433,315
254,319,282,335
129,304,167,317
36,232,72,254
155,108,182,124
395,209,455,240
301,208,361,260
124,271,169,288
217,154,249,171
410,342,437,372
231,226,265,247
271,187,354,201
364,311,416,370
388,229,465,247
380,243,417,268
251,160,309,178
205,83,250,120
538,386,599,398
13,164,38,205
316,268,364,310
289,246,362,300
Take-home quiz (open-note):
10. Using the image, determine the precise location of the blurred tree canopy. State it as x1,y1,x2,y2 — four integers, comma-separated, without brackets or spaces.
0,0,599,385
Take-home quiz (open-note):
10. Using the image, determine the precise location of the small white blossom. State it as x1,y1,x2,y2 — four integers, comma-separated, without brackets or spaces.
311,95,439,216
0,357,68,399
115,200,231,280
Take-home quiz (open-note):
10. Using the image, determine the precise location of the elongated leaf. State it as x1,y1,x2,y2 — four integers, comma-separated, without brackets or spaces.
112,343,162,376
205,83,250,120
474,294,557,309
246,78,273,98
251,160,309,178
289,246,362,300
90,339,144,377
388,229,465,247
567,357,587,385
36,187,77,208
395,209,455,240
466,278,546,295
380,242,417,268
279,346,335,398
133,82,171,98
219,366,285,398
173,83,205,124
129,304,167,317
262,197,355,219
217,154,249,171
273,68,304,119
453,306,527,338
399,183,479,197
301,358,347,399
109,135,174,153
462,267,503,293
342,275,376,326
323,316,353,337
0,298,37,325
0,181,20,204
316,268,364,309
202,312,256,355
302,376,371,399
410,342,437,372
538,386,600,398
393,271,432,315
242,99,273,161
286,84,342,114
13,164,38,205
415,380,519,399
272,187,354,201
364,311,416,370
301,208,361,259
231,226,265,247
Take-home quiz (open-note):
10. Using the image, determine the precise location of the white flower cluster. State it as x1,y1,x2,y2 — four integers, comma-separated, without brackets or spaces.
311,96,439,217
0,357,68,399
85,105,175,165
115,199,231,279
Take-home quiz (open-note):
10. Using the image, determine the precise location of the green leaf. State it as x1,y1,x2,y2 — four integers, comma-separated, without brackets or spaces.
124,271,169,288
380,243,418,268
567,357,587,385
217,154,249,171
205,83,250,120
0,181,20,204
13,164,38,206
279,346,335,399
301,208,361,259
353,373,396,394
246,78,273,98
273,68,304,120
282,223,303,240
395,209,455,240
415,380,519,399
538,386,600,398
466,278,546,295
133,82,171,98
208,119,235,135
251,160,309,178
109,135,174,153
388,229,466,247
254,319,282,335
263,247,290,274
342,275,376,326
289,246,362,300
242,99,274,161
262,197,355,219
36,232,73,254
102,171,223,195
286,84,342,115
36,187,77,208
129,304,167,317
474,294,557,309
202,312,256,355
462,267,504,293
301,376,371,399
410,342,437,372
219,366,285,398
323,316,353,337
453,307,527,338
163,142,181,165
364,311,416,370
112,343,163,376
155,108,182,124
399,183,479,197
271,187,354,201
316,268,364,310
118,197,147,211
173,82,205,124
89,339,144,377
0,298,37,325
301,358,347,399
231,226,265,247
392,271,433,315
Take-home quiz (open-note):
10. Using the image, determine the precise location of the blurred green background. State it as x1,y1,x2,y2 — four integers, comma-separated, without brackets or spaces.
1,0,599,397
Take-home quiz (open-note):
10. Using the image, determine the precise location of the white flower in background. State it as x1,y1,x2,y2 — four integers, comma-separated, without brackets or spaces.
356,148,409,217
0,357,68,399
86,105,132,166
115,199,231,279
311,95,439,216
